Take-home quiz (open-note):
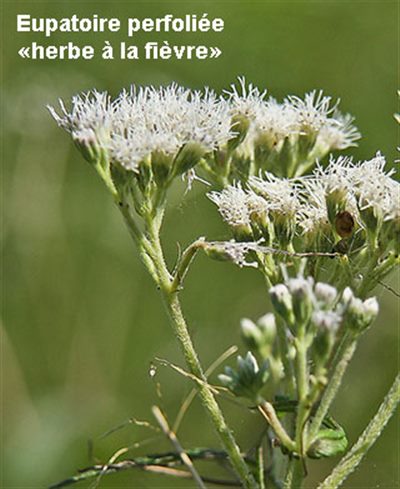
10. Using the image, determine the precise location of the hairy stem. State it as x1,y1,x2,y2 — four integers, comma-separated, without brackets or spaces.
308,335,356,444
284,458,304,489
317,372,400,489
291,336,310,489
138,214,258,489
258,403,296,453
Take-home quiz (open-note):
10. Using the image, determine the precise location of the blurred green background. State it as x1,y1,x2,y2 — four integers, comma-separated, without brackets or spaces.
2,1,399,488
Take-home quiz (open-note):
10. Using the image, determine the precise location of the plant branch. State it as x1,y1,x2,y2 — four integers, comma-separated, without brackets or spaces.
171,238,206,292
132,212,258,489
258,402,296,453
49,448,245,489
317,371,400,489
308,335,357,444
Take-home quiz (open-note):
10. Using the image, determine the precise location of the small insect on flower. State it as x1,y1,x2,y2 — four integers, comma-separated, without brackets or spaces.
335,210,355,238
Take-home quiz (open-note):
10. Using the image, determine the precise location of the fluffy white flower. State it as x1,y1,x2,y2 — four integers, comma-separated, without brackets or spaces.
253,98,299,145
317,111,361,150
287,90,337,133
314,156,354,196
249,172,300,216
49,83,233,172
224,76,267,119
208,185,252,228
297,177,329,234
351,154,398,220
48,90,114,147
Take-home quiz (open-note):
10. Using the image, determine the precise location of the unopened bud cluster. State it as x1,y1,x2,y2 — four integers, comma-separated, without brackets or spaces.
223,275,379,405
218,351,269,404
270,275,378,337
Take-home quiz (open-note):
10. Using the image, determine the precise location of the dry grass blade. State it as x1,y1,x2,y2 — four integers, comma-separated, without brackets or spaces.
152,405,207,489
173,345,238,433
155,357,221,394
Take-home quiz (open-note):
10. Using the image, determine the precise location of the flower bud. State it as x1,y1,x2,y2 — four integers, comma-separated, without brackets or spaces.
342,288,379,333
240,318,262,352
228,114,250,151
312,310,341,361
269,284,295,326
241,314,277,359
219,352,269,404
151,150,172,186
257,313,277,344
287,277,314,326
173,142,205,175
314,283,338,309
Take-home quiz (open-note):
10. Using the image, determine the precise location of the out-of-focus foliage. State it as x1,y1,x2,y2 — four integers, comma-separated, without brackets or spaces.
2,2,398,488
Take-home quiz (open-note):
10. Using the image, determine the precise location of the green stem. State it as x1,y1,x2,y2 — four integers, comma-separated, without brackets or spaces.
257,445,265,489
292,336,309,488
140,215,258,489
317,372,400,489
308,336,356,444
258,403,296,453
171,238,206,292
276,317,296,395
284,458,304,489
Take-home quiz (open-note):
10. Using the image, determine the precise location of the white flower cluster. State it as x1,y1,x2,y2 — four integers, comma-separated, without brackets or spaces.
48,90,113,150
49,79,360,179
49,83,232,173
301,153,399,235
208,173,299,232
210,153,399,242
225,78,360,153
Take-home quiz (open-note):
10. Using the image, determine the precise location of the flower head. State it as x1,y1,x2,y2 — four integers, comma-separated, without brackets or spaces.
249,173,300,217
208,184,252,229
317,111,361,151
224,77,267,120
49,83,233,177
48,91,114,162
253,98,299,148
287,90,337,133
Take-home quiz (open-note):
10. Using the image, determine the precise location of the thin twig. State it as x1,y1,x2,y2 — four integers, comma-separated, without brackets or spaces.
49,449,243,489
97,416,160,440
152,406,207,489
206,241,340,259
90,447,129,489
141,466,241,486
377,279,400,298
